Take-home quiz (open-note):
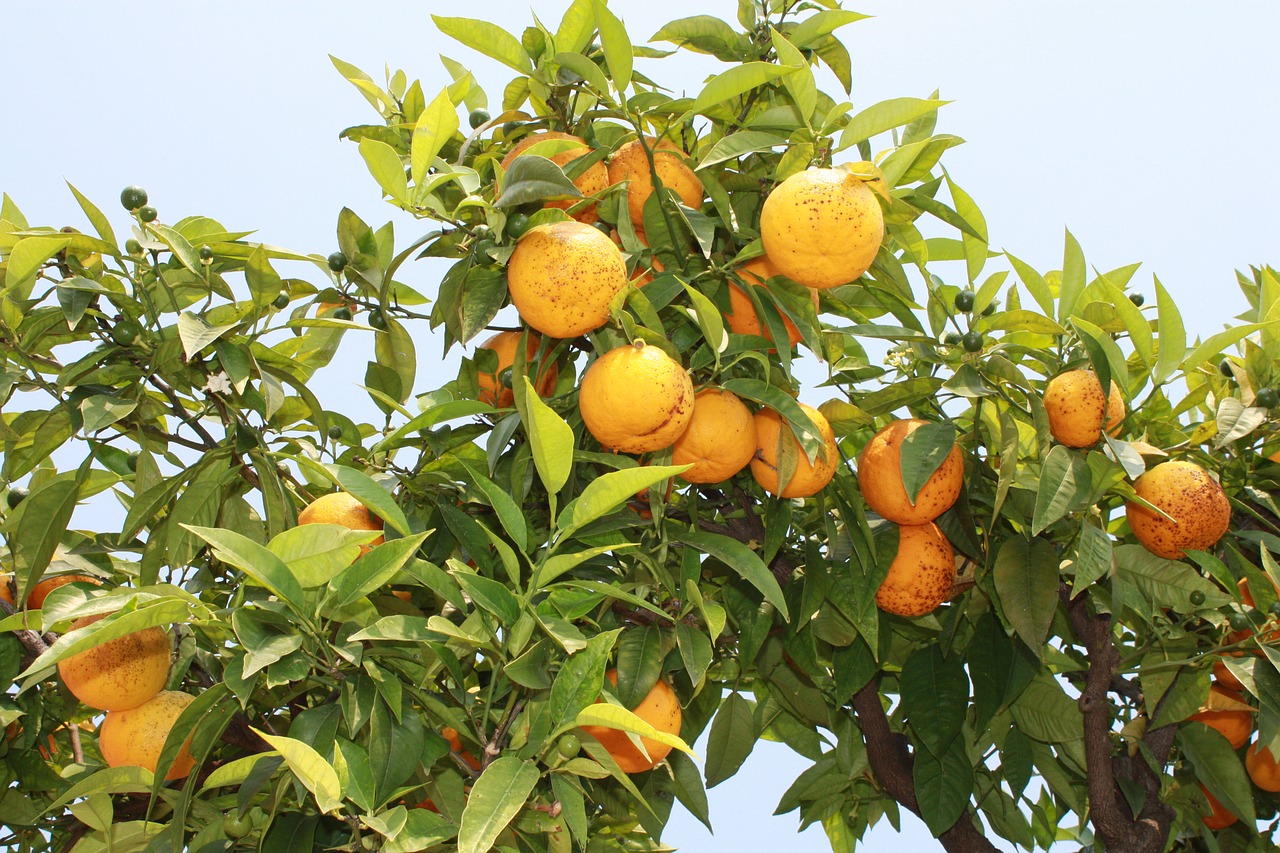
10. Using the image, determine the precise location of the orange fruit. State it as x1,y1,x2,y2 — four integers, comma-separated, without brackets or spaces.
1125,461,1230,559
475,330,558,408
0,574,13,607
578,341,694,454
507,221,629,339
874,522,957,617
1246,740,1280,792
1214,657,1245,693
607,139,703,229
299,491,385,551
750,403,838,498
1043,369,1125,447
581,669,682,774
858,419,964,525
724,256,820,349
500,131,608,223
442,725,482,771
57,613,172,712
1189,686,1253,749
99,690,196,780
1200,785,1238,830
29,574,102,610
671,389,756,484
759,167,885,289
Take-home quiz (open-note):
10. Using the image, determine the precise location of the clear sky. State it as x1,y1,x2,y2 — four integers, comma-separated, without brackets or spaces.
5,2,1279,850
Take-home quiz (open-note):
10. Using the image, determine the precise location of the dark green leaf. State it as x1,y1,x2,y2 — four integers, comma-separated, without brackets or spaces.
704,692,756,788
992,537,1058,650
900,645,968,757
456,757,540,853
899,421,955,503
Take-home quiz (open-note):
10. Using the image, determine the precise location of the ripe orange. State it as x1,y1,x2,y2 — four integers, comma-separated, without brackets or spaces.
759,167,885,289
1125,461,1230,559
581,669,682,774
750,403,838,498
724,256,819,349
1214,657,1245,693
607,138,703,229
57,613,171,712
500,131,608,223
507,221,629,339
1200,785,1238,830
299,491,385,551
442,725,482,771
475,330,558,408
99,690,196,780
874,522,956,617
578,341,694,454
1043,369,1125,447
858,419,963,525
0,573,13,607
671,389,756,484
1190,686,1253,749
29,574,102,610
1246,740,1280,792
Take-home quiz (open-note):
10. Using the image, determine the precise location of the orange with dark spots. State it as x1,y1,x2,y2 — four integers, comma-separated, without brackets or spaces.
874,522,956,617
858,419,963,525
760,167,885,289
507,221,629,339
1125,461,1230,559
581,669,682,774
607,139,703,229
578,341,694,454
1043,369,1125,447
99,690,196,780
57,613,172,712
500,131,608,223
671,388,756,484
750,403,838,498
724,256,819,349
475,330,558,408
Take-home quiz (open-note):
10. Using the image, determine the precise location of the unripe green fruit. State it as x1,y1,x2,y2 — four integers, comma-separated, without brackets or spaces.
1220,359,1235,378
954,290,975,312
198,245,213,261
6,487,28,509
125,239,143,255
120,186,148,211
1189,589,1206,607
332,307,353,321
468,109,491,129
138,206,158,223
222,812,252,839
327,425,344,440
1257,388,1278,409
557,734,581,758
1128,292,1145,307
327,251,348,272
369,310,388,330
505,213,532,239
962,331,984,353
273,293,290,310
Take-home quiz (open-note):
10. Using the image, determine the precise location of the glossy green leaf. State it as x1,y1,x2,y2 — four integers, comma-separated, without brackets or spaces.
360,138,409,203
575,704,696,758
1181,721,1256,824
901,645,968,757
251,728,342,813
457,757,540,853
569,464,688,530
993,537,1059,650
787,9,869,48
898,421,955,503
913,737,972,836
673,527,788,620
432,16,533,75
331,533,430,607
517,375,574,497
593,0,632,92
411,87,459,186
840,98,949,148
1031,445,1092,535
705,692,756,788
1058,228,1086,322
1151,276,1185,386
691,63,797,116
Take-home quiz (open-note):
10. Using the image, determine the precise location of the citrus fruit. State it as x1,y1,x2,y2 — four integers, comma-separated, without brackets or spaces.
507,221,629,339
29,574,102,610
962,331,984,352
468,108,490,129
6,487,28,509
0,574,14,607
724,256,819,349
120,186,148,211
1247,740,1280,792
501,131,608,223
581,669,682,774
954,290,975,312
138,206,158,223
99,690,196,780
1200,785,1238,830
1189,685,1253,749
607,138,703,229
750,403,838,498
57,613,171,712
1043,369,1125,447
442,725,481,771
1125,461,1230,559
327,252,348,272
1128,292,1145,307
759,167,884,289
874,522,957,617
857,419,963,525
671,389,756,484
298,491,385,551
578,341,694,454
1259,388,1279,409
475,330,558,408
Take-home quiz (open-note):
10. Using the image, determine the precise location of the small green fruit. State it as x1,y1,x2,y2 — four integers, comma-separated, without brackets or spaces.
962,331,984,353
124,239,143,256
111,320,141,345
468,109,491,129
943,332,962,346
1257,388,1278,409
1229,610,1252,631
1189,589,1206,607
369,310,388,330
138,206,158,223
327,251,348,272
505,213,532,239
954,290,975,313
557,734,581,759
473,239,498,260
1220,359,1235,378
333,307,353,321
273,293,290,310
1128,292,1145,307
327,425,344,440
120,186,148,211
222,812,253,839
6,487,28,509
198,245,213,261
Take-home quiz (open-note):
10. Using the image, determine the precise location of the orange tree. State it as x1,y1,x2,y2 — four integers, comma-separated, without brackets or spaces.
2,3,1279,852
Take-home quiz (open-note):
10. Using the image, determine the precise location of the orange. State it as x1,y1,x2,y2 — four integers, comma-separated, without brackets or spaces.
1200,785,1238,830
29,574,102,610
0,574,13,607
750,403,838,498
298,491,385,551
57,613,172,712
507,221,629,339
874,522,956,617
578,341,694,454
724,256,820,349
475,330,558,408
99,690,196,780
1189,686,1253,749
607,139,703,229
1125,461,1230,559
500,131,608,224
1246,740,1280,792
442,725,482,771
671,389,756,484
759,167,885,289
1214,657,1245,693
1043,369,1125,447
581,669,682,774
858,419,964,525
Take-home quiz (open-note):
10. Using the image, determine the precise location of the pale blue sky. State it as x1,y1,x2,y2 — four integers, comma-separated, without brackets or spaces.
5,2,1279,850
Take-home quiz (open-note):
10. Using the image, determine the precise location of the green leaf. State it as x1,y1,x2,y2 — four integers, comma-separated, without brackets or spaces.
457,757,540,853
453,571,520,625
719,377,826,461
1009,675,1083,743
1152,276,1185,386
569,464,689,530
593,0,632,92
1005,251,1055,318
549,629,619,727
696,131,787,170
900,645,968,757
66,183,116,247
330,534,430,607
183,525,304,605
495,155,581,208
177,312,236,360
1031,445,1092,535
614,627,665,710
691,63,797,116
913,737,972,836
1113,544,1230,611
535,543,637,589
516,375,574,497
669,750,712,831
251,728,342,814
840,98,949,148
297,461,411,536
993,537,1059,650
651,15,748,61
899,421,955,503
1070,519,1114,597
673,527,789,620
555,0,596,54
432,16,533,75
787,9,870,48
267,524,371,588
1058,228,1086,322
360,138,409,203
1184,322,1270,376
704,692,756,788
411,88,460,186
4,236,72,294
1181,721,1257,824
554,53,611,96
7,477,78,605
460,461,528,552
19,600,190,678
